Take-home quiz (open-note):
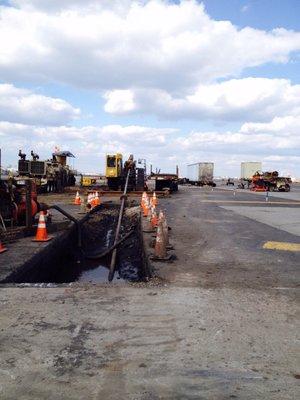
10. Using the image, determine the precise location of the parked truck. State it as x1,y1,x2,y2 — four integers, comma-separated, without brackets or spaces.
241,162,262,180
187,162,215,187
150,173,178,192
239,162,262,188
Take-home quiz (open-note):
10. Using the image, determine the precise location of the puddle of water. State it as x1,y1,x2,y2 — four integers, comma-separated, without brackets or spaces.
105,229,114,248
78,260,125,284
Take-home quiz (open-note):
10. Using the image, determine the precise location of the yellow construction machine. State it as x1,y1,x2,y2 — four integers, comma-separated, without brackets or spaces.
105,153,146,191
105,153,123,190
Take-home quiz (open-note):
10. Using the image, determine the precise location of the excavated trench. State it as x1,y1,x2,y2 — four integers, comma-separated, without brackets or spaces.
3,204,150,284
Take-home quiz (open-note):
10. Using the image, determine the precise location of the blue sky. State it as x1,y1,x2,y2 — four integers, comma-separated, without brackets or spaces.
203,0,300,29
0,0,300,177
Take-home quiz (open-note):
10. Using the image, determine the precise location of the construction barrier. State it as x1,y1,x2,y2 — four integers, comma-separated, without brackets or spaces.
33,212,52,242
74,191,81,205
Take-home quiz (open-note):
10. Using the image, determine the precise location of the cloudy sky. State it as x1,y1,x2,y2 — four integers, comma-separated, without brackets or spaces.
0,0,300,177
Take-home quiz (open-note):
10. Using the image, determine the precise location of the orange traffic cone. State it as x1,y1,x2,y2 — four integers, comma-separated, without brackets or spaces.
159,211,170,247
141,191,147,207
90,192,95,208
142,200,150,217
151,206,158,228
74,191,81,205
33,212,52,242
153,220,167,259
0,240,7,254
152,191,158,206
143,205,154,232
95,192,101,206
92,192,98,208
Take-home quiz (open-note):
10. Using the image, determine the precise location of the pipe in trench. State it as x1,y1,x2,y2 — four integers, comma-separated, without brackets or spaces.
108,170,130,282
49,204,82,249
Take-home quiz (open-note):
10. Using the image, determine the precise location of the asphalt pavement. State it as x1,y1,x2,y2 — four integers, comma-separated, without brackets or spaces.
0,185,299,400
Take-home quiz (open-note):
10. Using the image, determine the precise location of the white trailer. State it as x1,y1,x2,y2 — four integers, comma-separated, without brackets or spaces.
241,162,262,180
187,162,215,186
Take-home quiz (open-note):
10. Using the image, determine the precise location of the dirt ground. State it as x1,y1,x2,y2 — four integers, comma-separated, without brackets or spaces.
0,186,299,399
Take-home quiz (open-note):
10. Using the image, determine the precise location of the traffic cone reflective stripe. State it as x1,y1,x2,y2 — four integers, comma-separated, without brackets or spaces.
91,193,94,207
152,192,158,206
151,207,158,228
0,240,7,254
146,206,153,230
91,192,97,208
74,191,81,205
143,200,149,217
154,221,167,259
158,210,170,247
95,192,101,206
161,212,170,246
33,212,52,242
141,191,147,207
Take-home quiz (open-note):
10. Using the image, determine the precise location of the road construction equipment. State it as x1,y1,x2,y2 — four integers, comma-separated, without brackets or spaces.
105,154,146,192
17,149,76,193
80,174,106,188
251,171,291,192
0,176,40,226
106,153,123,190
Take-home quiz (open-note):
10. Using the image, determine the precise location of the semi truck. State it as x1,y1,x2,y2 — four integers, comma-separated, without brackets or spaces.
187,162,215,187
241,162,262,180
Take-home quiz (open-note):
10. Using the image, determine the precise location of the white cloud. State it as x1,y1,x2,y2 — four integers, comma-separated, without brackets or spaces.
9,0,135,13
241,115,300,134
1,118,300,175
104,90,136,114
0,121,176,169
104,78,300,121
174,113,300,159
0,1,299,92
0,84,80,125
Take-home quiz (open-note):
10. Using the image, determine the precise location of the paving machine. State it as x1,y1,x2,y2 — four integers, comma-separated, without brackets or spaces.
18,150,76,193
